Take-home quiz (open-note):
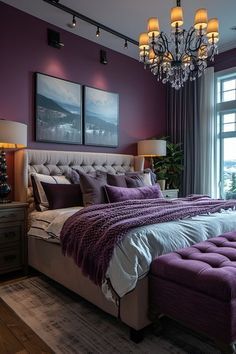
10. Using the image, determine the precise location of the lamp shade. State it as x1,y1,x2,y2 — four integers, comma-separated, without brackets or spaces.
171,6,184,27
194,8,208,30
139,32,149,51
147,17,160,38
207,18,219,37
0,119,27,149
138,139,166,157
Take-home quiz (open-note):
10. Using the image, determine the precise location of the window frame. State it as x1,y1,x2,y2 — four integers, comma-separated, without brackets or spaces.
215,67,236,198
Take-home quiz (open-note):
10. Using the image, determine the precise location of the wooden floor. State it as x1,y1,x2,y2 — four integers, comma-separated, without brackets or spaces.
0,275,54,354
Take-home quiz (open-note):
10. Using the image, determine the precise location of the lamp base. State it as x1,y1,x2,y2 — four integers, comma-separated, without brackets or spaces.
0,150,12,202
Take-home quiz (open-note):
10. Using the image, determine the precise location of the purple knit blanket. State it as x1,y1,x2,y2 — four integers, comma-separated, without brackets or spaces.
60,195,236,285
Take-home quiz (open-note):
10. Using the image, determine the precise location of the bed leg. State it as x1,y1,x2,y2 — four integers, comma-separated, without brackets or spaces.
129,328,144,343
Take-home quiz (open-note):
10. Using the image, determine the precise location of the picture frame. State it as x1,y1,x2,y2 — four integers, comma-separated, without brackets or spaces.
35,73,82,145
84,86,119,147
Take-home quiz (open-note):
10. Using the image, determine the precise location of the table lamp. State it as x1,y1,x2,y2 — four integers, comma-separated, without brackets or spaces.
0,119,27,203
137,139,166,170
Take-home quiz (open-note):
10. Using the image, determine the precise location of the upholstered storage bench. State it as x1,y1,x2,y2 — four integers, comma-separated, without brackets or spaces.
149,231,236,353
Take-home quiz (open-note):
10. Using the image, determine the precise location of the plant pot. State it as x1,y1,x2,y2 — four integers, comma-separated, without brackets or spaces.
157,179,166,191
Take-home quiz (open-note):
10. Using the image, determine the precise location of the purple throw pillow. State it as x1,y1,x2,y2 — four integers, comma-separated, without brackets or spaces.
104,184,163,203
107,174,127,187
125,175,145,188
41,182,83,209
78,170,107,206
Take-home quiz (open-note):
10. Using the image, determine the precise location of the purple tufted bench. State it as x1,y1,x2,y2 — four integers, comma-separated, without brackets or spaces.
149,231,236,353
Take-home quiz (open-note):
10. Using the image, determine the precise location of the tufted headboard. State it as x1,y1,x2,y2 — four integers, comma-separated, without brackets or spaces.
14,149,144,207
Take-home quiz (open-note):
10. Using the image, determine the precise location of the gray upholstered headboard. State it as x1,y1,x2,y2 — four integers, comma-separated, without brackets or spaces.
14,149,144,206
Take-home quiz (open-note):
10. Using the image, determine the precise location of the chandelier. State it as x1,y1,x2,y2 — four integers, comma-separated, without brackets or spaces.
139,0,219,89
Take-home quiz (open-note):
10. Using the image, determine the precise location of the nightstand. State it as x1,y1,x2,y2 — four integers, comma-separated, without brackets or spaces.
0,202,28,275
162,189,179,199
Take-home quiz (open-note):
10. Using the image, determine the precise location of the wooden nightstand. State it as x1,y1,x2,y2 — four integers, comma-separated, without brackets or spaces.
162,189,179,199
0,202,28,275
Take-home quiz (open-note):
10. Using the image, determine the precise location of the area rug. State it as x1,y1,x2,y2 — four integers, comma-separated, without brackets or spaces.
0,276,219,354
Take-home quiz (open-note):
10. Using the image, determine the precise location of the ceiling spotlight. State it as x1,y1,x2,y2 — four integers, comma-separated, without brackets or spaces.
96,26,100,37
67,15,76,29
124,39,128,48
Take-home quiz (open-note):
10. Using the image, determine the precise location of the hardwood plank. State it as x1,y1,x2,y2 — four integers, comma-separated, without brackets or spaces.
0,298,54,354
0,320,27,354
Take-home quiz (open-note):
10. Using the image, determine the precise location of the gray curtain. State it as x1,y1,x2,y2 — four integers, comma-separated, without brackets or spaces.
167,67,215,197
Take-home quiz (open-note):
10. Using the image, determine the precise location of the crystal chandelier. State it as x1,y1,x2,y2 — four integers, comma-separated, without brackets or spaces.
139,0,219,89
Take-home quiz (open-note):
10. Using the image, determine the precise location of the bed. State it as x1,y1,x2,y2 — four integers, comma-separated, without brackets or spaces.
14,148,236,340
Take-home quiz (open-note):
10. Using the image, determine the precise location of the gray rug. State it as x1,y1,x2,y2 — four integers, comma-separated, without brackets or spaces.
0,277,219,354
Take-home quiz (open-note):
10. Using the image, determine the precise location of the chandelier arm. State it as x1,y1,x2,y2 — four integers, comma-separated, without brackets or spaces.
153,32,168,55
189,36,204,54
184,28,197,53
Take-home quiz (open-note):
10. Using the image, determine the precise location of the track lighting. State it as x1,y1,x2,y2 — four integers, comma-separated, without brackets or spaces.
68,15,76,29
96,27,100,37
43,0,138,50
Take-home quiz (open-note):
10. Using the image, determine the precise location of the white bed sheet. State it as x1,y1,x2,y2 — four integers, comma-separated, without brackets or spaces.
28,207,236,298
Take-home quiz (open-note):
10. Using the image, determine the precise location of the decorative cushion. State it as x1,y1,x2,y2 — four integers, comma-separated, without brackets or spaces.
106,174,127,187
126,171,152,186
78,170,107,206
125,175,145,188
31,173,71,211
104,184,163,203
41,182,83,209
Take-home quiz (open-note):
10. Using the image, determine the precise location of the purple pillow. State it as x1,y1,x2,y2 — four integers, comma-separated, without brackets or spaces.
107,174,127,187
78,170,107,206
104,184,163,203
125,175,145,188
41,182,83,209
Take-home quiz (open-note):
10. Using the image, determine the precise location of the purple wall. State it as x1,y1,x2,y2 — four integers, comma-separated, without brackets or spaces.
214,48,236,72
0,2,166,157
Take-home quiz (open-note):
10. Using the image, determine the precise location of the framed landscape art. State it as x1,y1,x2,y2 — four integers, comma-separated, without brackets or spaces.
84,86,119,147
35,73,82,144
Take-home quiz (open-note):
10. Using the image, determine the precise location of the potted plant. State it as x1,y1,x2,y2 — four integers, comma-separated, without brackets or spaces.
153,140,183,190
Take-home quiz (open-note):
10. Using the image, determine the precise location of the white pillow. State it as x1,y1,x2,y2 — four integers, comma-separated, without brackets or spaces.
31,173,70,211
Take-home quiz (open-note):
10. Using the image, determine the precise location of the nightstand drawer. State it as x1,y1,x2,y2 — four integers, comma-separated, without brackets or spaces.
0,247,21,272
0,226,21,246
0,208,25,223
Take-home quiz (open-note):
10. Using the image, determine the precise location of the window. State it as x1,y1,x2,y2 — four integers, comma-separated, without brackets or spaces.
216,71,236,199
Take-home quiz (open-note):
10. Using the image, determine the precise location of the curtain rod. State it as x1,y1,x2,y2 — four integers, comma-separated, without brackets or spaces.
43,0,139,46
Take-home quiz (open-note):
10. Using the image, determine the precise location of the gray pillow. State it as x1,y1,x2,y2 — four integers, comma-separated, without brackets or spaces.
78,170,107,206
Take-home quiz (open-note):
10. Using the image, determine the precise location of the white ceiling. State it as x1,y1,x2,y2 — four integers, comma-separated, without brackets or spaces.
1,0,236,59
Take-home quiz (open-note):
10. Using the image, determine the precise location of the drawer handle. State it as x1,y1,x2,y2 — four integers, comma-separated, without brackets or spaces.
0,213,17,219
4,231,16,239
4,254,17,262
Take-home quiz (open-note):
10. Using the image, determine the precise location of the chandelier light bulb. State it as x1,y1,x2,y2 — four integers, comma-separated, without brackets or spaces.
208,34,219,44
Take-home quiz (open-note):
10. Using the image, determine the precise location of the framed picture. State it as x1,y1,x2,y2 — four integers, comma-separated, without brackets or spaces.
84,86,119,147
35,73,82,144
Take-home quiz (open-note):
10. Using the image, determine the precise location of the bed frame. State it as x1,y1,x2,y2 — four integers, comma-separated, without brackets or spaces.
14,149,150,341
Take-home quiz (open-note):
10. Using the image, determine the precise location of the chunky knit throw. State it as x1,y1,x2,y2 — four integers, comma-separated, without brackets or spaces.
60,195,236,285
